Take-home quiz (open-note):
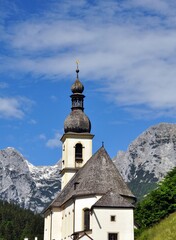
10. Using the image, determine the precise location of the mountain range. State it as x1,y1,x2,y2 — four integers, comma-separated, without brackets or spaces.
113,123,176,199
0,147,61,213
0,122,176,212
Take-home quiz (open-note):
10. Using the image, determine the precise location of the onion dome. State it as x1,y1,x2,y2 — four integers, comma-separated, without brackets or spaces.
64,65,91,133
71,79,84,94
64,109,91,133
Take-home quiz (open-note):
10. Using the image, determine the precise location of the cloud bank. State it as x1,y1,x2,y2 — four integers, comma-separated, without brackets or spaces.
0,97,33,119
1,0,176,118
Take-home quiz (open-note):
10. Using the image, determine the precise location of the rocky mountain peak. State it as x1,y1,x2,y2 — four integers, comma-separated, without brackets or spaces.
113,123,176,198
1,123,176,210
0,147,61,213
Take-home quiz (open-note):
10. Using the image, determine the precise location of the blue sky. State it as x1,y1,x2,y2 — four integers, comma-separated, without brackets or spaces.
1,0,176,166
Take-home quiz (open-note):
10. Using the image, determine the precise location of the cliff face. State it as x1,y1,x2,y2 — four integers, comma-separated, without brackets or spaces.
113,123,176,199
0,147,61,213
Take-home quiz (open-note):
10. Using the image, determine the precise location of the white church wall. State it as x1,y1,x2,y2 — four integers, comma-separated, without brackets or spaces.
92,208,134,240
61,172,75,190
43,212,51,240
44,209,62,240
61,200,74,240
51,208,62,240
74,196,101,233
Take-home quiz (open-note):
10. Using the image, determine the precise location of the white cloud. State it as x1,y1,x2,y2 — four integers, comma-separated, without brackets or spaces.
46,131,62,149
130,0,173,14
0,97,33,119
39,134,47,140
50,95,58,102
9,21,95,51
28,119,37,125
1,0,176,118
0,82,8,89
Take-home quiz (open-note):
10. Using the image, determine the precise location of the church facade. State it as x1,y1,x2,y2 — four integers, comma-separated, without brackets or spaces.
43,67,135,240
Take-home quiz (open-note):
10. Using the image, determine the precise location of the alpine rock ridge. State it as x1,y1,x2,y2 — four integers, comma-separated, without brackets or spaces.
113,123,176,199
0,147,61,213
1,123,176,211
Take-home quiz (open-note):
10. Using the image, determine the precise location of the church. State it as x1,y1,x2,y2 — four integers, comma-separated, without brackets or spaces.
43,66,136,240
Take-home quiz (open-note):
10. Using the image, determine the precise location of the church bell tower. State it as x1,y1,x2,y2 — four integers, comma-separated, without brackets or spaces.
60,65,94,189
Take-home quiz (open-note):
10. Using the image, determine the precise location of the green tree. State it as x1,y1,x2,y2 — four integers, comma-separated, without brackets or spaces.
135,166,176,229
0,200,44,240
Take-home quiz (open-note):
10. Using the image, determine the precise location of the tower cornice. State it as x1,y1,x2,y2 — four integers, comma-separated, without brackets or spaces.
60,133,94,143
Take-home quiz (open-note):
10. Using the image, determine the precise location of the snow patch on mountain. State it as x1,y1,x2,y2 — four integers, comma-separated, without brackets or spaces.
1,123,176,210
0,147,61,213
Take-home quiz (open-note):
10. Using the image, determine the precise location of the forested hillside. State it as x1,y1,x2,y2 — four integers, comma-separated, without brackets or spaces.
135,166,176,239
0,201,43,240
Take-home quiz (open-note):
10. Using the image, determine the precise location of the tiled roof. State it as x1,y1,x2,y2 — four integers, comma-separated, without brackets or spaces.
45,147,135,211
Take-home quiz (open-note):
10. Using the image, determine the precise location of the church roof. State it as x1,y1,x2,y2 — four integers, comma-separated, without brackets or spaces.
46,147,135,211
92,190,134,208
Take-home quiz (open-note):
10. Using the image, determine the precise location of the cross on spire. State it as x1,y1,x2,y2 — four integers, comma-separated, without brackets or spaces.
76,60,80,78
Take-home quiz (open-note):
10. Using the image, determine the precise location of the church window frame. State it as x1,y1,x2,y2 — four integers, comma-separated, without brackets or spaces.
83,208,90,231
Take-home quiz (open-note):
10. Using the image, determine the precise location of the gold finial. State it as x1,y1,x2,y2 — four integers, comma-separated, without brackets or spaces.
76,60,80,69
76,60,80,78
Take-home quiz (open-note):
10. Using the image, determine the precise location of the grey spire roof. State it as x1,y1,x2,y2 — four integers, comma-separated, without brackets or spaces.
64,109,91,133
45,147,135,211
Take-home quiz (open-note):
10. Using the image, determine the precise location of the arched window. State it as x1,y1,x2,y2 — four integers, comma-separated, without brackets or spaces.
75,143,83,160
83,208,90,230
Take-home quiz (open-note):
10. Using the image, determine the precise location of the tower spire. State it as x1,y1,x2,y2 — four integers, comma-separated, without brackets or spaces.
64,64,91,134
61,65,94,189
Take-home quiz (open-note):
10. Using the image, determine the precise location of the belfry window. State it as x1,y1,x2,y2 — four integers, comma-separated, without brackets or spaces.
75,143,83,160
83,208,90,230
